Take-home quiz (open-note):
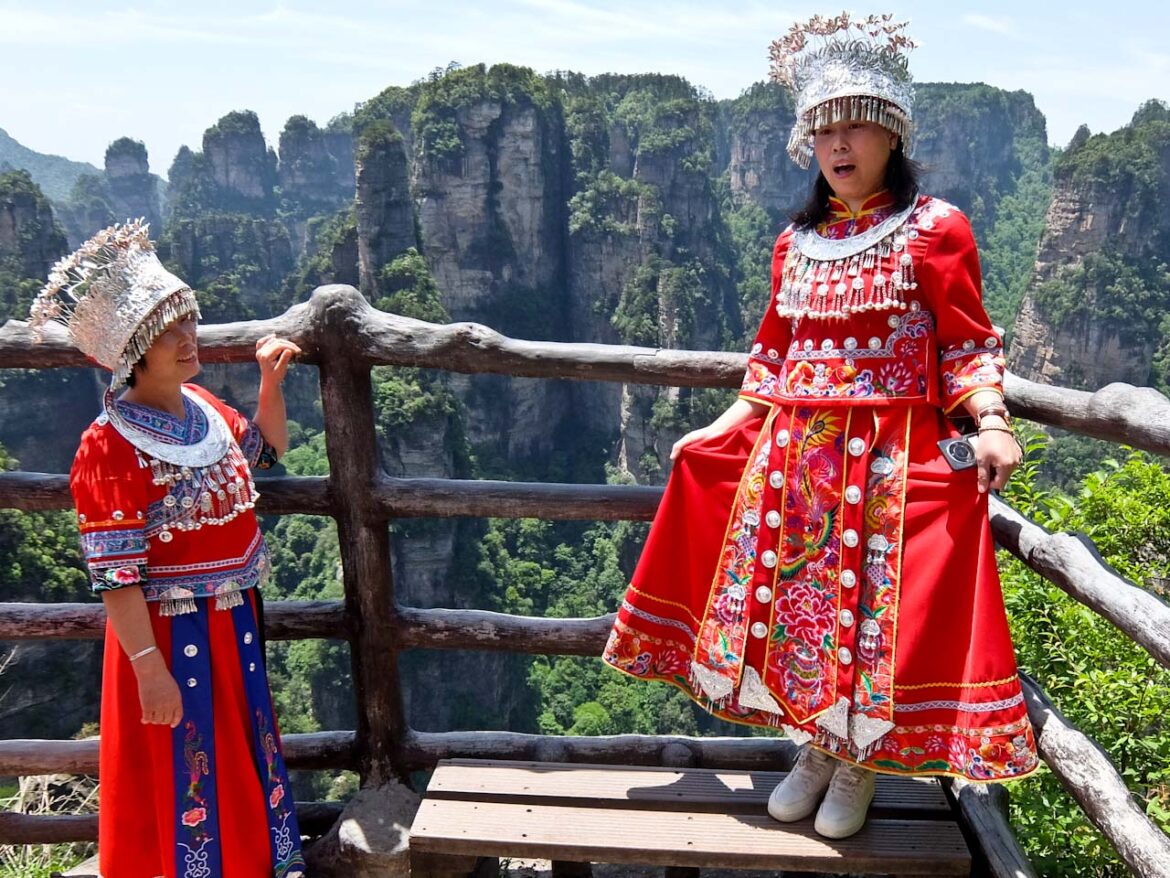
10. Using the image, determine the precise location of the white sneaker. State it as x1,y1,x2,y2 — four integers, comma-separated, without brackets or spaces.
813,762,876,839
767,746,838,822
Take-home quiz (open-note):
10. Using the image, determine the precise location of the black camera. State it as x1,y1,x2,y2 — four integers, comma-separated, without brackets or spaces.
938,435,978,470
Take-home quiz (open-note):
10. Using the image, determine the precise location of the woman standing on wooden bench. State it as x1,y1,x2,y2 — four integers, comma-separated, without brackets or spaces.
31,220,306,877
604,12,1039,839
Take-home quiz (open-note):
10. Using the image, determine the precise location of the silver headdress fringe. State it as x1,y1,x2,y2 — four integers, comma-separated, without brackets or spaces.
769,13,917,169
29,219,200,386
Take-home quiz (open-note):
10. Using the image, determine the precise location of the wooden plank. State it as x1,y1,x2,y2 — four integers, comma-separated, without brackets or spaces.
410,800,971,875
426,759,951,818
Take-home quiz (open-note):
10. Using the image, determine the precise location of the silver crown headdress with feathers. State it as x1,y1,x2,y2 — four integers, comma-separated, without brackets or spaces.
29,219,200,387
769,12,918,169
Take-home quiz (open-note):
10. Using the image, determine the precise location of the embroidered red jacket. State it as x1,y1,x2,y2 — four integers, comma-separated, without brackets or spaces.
739,194,1004,413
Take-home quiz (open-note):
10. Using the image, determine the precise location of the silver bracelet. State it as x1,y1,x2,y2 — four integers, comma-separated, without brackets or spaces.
128,645,158,663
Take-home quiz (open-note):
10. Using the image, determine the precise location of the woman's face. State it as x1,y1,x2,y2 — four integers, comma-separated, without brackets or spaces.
136,314,200,387
813,119,898,207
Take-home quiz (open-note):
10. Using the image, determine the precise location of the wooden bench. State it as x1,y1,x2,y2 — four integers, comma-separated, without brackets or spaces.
409,759,973,877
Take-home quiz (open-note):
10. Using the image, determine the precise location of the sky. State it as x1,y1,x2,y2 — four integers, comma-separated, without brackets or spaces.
1,1,1167,175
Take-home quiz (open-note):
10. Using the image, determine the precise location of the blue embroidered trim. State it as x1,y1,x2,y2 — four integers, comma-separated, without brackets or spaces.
114,395,209,446
239,421,278,470
170,606,223,877
140,534,270,604
232,599,305,876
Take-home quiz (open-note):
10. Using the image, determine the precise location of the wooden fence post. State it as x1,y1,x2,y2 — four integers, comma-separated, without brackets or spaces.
314,284,408,785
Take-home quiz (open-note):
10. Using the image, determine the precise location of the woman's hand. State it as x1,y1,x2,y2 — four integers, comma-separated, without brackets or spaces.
670,398,769,461
974,428,1020,494
255,335,301,385
670,424,726,460
133,652,184,728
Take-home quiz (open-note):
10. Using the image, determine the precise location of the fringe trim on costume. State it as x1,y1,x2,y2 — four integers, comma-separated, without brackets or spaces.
850,713,895,760
690,661,735,707
776,231,918,321
781,723,814,746
737,666,783,714
159,589,198,617
788,95,912,169
802,698,895,762
815,695,851,739
114,289,200,386
215,589,246,611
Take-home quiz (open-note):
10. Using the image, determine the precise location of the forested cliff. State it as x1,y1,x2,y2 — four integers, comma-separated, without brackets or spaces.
3,64,1169,876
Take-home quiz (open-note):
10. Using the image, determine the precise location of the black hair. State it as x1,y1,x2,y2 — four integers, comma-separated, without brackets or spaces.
790,142,923,230
123,356,146,389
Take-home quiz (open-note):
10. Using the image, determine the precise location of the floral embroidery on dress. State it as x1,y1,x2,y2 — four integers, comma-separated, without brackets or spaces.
764,409,845,718
692,432,774,702
255,708,306,877
178,719,214,875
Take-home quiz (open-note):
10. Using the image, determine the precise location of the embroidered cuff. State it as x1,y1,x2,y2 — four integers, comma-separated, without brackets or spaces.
940,349,1005,412
240,421,279,469
90,563,149,594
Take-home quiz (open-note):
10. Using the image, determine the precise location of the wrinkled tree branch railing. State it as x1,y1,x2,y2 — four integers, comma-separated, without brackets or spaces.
2,285,1169,875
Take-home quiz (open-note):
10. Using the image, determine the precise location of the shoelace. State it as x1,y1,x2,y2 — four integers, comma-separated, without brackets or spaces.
828,766,869,798
786,750,833,792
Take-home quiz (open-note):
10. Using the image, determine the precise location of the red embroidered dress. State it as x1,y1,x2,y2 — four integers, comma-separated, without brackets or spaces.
604,193,1040,781
72,384,304,878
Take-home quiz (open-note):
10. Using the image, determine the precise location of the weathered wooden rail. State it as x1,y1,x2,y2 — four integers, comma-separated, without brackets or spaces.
2,284,1169,876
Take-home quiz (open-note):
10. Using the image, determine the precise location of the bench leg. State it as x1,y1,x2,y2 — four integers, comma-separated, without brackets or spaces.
664,868,700,878
411,850,497,878
550,861,592,878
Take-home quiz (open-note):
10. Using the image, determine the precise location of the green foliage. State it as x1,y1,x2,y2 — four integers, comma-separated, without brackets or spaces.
567,170,646,236
1030,251,1170,367
413,63,554,164
977,127,1052,333
1055,110,1170,203
999,437,1170,874
282,209,358,303
205,109,266,140
105,136,148,167
352,84,420,137
356,118,405,160
0,446,87,601
724,198,782,344
157,214,296,319
0,170,69,322
376,248,450,323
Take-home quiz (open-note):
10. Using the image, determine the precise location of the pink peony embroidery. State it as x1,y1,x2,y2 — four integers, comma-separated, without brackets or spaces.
181,807,206,827
269,783,285,808
774,580,834,647
110,566,142,585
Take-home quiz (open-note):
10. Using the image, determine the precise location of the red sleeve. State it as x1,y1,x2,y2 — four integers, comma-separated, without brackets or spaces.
70,426,151,594
738,229,796,406
918,210,1005,413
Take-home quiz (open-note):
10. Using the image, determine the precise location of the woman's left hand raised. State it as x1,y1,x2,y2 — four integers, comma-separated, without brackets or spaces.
974,428,1020,494
255,335,301,384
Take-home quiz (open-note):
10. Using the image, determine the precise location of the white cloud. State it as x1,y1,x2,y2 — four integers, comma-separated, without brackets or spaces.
959,14,1019,39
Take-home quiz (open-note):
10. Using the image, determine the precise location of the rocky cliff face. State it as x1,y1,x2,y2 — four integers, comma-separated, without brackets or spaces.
0,170,68,285
203,110,277,207
725,82,808,216
912,85,1048,234
408,67,571,466
104,138,163,231
1008,102,1170,389
355,123,416,298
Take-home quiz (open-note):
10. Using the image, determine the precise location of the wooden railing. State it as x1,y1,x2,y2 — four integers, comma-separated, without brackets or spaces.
2,284,1170,877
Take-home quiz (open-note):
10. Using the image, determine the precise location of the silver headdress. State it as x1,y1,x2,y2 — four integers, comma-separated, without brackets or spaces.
29,219,200,387
769,12,917,169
